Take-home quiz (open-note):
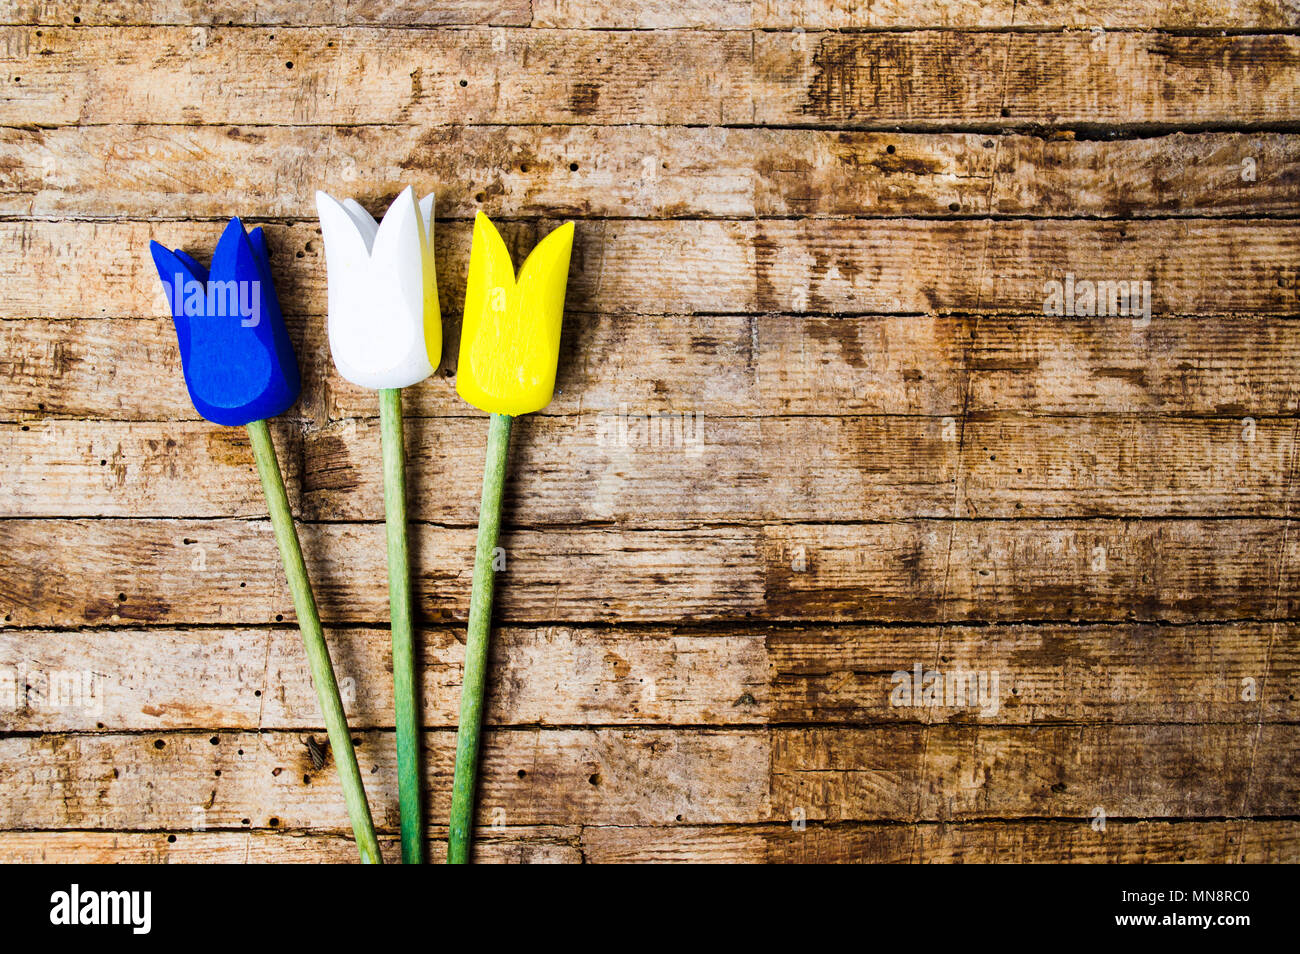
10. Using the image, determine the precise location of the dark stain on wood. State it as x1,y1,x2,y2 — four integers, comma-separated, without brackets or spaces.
568,82,601,116
801,34,912,122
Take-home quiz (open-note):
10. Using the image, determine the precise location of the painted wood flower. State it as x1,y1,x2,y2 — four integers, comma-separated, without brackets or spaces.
457,212,576,415
315,186,443,863
447,212,575,863
149,218,300,426
316,186,440,389
148,218,381,863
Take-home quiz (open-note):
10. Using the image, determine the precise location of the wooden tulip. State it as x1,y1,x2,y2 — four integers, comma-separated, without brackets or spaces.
316,187,442,864
150,218,381,864
448,213,575,864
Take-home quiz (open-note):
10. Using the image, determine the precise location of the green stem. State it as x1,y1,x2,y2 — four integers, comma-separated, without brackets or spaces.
246,418,382,865
448,412,513,864
379,388,423,865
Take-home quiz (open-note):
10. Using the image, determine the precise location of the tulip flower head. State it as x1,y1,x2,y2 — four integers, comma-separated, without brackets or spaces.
316,187,441,390
458,213,575,416
149,218,301,427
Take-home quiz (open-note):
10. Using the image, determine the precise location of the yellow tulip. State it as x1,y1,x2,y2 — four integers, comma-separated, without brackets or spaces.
457,212,575,416
447,212,575,863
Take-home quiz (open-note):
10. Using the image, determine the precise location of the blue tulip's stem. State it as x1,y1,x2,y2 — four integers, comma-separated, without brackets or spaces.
448,412,513,864
246,418,382,865
379,387,423,864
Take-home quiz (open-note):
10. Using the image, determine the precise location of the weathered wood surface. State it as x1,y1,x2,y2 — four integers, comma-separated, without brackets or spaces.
5,28,1297,128
0,829,582,865
2,819,1296,863
577,819,1300,863
3,0,1296,29
2,414,1297,521
3,219,1298,319
1,725,1295,831
6,314,1300,422
539,0,1300,29
3,517,1299,627
1,622,1294,731
4,127,1296,220
2,1,1297,863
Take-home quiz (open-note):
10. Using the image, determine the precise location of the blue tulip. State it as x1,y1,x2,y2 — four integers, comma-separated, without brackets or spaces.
149,217,301,426
149,220,381,859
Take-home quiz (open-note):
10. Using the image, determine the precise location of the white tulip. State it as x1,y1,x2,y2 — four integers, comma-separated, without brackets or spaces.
316,186,441,390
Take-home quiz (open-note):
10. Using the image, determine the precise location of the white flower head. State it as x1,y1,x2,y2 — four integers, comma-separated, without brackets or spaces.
316,186,441,389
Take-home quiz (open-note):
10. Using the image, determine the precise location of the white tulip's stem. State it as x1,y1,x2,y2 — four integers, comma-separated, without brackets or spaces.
379,387,423,864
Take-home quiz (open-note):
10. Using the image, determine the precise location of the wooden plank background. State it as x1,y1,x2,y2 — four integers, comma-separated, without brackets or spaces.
0,0,1297,863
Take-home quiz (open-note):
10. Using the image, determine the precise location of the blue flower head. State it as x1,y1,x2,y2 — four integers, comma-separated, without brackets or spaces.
149,218,301,426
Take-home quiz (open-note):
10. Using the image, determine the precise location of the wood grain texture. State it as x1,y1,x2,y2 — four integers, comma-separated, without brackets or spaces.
3,414,1296,522
578,818,1300,863
1,724,1294,830
4,126,1295,220
2,0,1295,28
2,517,1299,627
4,28,1296,128
755,31,1300,127
7,314,1300,422
784,0,1300,29
1,621,1294,731
0,1,533,26
0,819,1295,863
3,219,1298,320
0,829,580,864
306,414,1300,522
0,27,755,127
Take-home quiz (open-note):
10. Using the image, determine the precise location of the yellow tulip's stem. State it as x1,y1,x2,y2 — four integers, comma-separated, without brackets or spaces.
379,387,423,865
448,412,513,864
247,418,382,865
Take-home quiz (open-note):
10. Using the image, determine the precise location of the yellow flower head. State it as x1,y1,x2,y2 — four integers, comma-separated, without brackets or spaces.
457,213,575,416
